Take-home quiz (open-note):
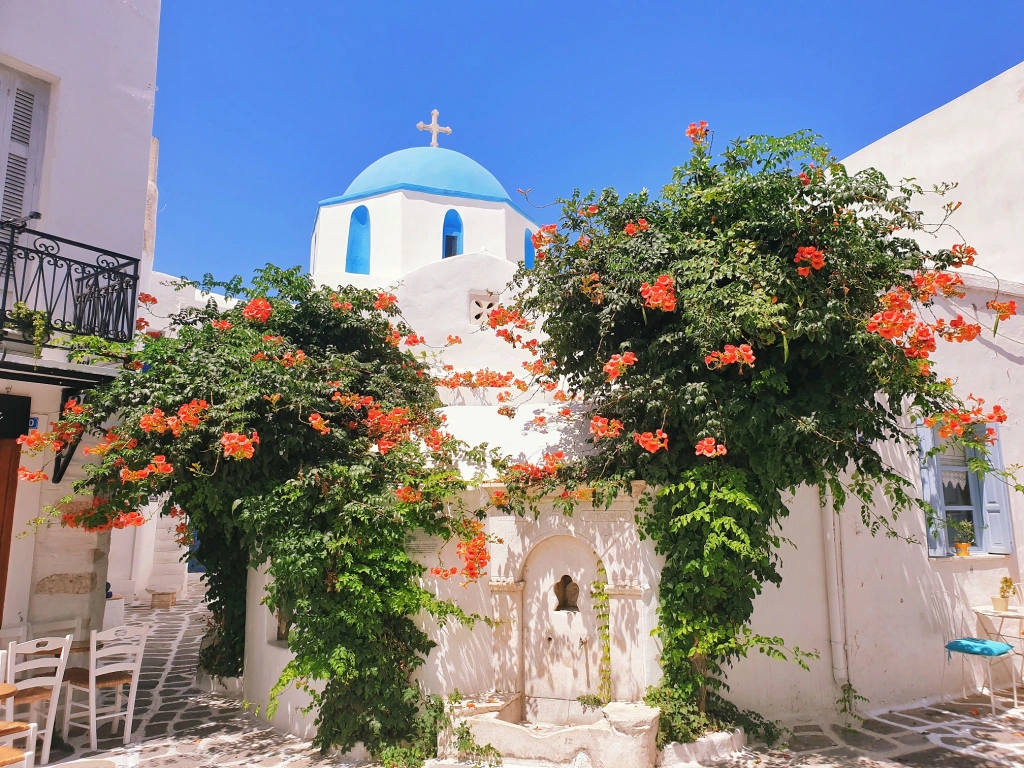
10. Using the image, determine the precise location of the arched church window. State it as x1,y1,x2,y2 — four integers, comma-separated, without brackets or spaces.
524,228,535,269
346,205,371,274
442,209,463,259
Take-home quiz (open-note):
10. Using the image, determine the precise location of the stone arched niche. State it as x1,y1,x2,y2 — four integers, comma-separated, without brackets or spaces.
521,535,602,725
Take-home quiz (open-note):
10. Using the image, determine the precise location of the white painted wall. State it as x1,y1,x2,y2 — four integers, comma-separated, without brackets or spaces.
312,192,537,290
842,62,1024,286
0,0,160,633
727,279,1024,720
0,0,161,278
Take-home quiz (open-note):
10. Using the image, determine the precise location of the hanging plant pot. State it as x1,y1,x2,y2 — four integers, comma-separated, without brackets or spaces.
954,542,971,557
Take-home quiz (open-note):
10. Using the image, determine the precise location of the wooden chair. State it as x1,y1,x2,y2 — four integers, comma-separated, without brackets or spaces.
0,651,36,768
4,637,71,765
62,625,148,751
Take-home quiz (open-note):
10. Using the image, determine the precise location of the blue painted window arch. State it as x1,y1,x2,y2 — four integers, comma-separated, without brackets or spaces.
442,209,463,259
524,228,535,269
346,205,371,274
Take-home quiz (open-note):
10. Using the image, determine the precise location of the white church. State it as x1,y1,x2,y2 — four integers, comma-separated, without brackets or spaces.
236,64,1024,767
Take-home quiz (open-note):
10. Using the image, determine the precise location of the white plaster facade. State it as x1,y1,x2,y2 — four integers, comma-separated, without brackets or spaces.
0,0,161,633
244,63,1024,760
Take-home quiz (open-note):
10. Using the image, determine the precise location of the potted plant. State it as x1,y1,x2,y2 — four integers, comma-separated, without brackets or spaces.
6,301,51,359
992,576,1016,612
947,519,975,556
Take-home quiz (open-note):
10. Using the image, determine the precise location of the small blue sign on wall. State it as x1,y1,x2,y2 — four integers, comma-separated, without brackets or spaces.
28,416,39,431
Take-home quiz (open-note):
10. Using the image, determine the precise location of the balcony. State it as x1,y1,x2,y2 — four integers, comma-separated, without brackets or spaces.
1,221,140,346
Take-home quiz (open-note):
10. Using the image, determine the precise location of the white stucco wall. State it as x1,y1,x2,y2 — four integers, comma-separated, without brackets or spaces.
312,192,537,290
842,62,1024,285
0,0,161,276
0,0,160,633
727,279,1024,720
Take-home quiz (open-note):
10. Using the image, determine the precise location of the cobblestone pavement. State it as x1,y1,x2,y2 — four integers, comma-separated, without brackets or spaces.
46,579,1024,767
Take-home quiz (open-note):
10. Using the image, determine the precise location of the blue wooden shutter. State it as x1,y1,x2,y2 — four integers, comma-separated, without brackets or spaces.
976,425,1013,554
916,424,947,557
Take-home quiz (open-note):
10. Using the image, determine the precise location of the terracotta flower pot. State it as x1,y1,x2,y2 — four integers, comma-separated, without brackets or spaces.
954,542,971,557
992,596,1010,612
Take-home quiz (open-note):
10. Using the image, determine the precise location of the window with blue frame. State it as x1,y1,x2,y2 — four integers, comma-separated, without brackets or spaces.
346,205,371,274
918,423,1013,556
442,209,463,258
524,228,535,269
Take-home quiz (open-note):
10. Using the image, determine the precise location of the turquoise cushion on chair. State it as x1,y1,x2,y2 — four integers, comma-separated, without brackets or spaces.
946,637,1013,657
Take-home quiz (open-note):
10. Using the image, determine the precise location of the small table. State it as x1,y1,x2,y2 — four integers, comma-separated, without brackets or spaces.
0,684,15,700
972,605,1024,656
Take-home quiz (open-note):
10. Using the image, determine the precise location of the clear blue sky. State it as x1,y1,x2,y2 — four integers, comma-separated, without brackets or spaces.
152,1,1024,282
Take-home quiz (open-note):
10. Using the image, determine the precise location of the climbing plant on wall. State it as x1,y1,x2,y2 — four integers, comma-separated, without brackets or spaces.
495,128,1019,743
17,266,498,763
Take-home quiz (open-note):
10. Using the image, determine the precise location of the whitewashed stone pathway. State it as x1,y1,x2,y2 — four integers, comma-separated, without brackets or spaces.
45,580,1024,767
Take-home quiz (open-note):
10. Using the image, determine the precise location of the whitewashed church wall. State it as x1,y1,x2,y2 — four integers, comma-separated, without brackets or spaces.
726,282,1024,720
504,208,538,266
843,63,1024,286
399,193,509,274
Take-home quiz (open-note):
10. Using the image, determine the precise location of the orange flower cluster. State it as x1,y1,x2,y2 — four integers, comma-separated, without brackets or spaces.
925,396,1008,440
333,393,375,409
522,358,554,377
424,428,451,451
490,490,509,508
279,350,307,368
119,454,173,483
577,235,591,250
139,399,211,437
934,315,981,344
430,566,460,580
136,317,150,331
578,205,599,217
581,273,604,304
211,320,232,331
456,521,490,580
705,344,756,372
83,430,138,457
447,335,462,345
395,485,423,503
987,300,1018,321
331,294,353,311
366,406,411,454
559,488,594,502
685,120,709,143
603,351,637,382
640,274,676,312
634,429,669,454
17,467,48,482
913,271,966,302
436,368,516,389
530,223,558,252
507,451,564,482
62,506,145,534
488,306,533,331
138,292,158,306
695,437,727,457
624,219,650,237
532,416,547,426
950,243,977,267
221,431,259,460
242,297,273,323
590,415,624,439
309,413,330,434
497,406,517,418
374,292,398,311
794,246,826,277
405,333,426,346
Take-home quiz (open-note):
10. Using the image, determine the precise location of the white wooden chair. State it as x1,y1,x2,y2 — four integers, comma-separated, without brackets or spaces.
0,651,36,768
27,619,80,642
4,636,71,765
933,590,1019,714
61,625,148,751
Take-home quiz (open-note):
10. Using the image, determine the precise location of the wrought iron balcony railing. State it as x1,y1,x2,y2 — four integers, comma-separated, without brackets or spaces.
0,221,140,345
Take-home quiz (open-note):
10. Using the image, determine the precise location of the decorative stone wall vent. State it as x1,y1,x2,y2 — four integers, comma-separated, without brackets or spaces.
469,293,497,323
553,574,579,611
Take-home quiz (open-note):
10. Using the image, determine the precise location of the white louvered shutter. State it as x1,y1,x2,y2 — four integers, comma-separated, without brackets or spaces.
0,65,48,224
916,424,948,557
975,424,1014,554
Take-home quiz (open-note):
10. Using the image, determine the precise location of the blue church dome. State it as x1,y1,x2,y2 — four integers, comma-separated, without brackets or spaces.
320,147,512,206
